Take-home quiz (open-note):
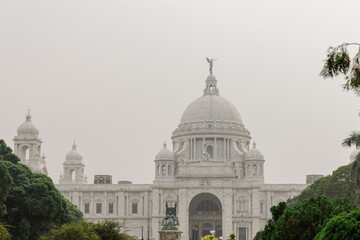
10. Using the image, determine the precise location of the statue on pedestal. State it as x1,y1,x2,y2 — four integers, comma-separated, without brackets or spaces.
161,203,179,230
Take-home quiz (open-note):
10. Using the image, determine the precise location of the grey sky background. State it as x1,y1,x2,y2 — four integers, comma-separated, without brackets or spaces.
1,0,360,184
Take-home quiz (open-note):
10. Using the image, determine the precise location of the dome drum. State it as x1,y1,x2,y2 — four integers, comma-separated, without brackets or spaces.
172,120,250,139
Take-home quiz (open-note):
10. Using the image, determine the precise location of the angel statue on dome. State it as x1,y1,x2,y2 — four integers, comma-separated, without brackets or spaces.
206,57,217,74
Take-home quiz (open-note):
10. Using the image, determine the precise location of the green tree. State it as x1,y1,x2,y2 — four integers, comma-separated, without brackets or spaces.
0,222,11,240
0,139,82,240
289,163,358,205
320,42,360,94
320,42,360,194
314,208,360,240
254,196,356,240
40,221,99,240
40,220,136,240
92,220,136,240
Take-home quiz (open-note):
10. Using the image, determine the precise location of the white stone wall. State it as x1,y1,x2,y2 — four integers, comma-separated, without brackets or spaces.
57,181,306,240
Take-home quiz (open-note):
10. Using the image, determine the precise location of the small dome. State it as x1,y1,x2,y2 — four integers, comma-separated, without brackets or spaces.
17,112,39,137
206,74,217,81
247,142,264,160
156,142,173,160
65,142,83,162
350,147,360,163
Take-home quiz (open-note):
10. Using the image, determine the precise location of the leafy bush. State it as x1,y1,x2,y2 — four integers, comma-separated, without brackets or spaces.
314,208,360,240
40,220,136,240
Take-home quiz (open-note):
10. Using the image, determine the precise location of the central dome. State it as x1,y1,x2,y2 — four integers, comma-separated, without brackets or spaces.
180,94,242,124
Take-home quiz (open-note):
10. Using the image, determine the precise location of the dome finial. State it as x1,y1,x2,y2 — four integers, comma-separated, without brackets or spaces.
163,141,167,149
203,58,219,96
26,109,31,121
253,141,256,149
72,140,77,150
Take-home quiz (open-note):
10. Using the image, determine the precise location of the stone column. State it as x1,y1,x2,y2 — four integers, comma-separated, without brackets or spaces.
223,189,232,238
91,191,94,215
214,138,217,159
194,138,196,159
251,189,260,239
152,189,160,240
119,192,125,216
104,191,108,217
178,189,188,240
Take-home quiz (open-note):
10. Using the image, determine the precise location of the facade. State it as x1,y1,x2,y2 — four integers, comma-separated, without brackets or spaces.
14,71,310,240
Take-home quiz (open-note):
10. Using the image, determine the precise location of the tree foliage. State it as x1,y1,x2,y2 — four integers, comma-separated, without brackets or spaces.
289,163,358,205
40,220,136,240
227,233,236,240
314,208,360,240
0,139,82,240
254,196,356,240
201,235,218,240
320,42,360,94
0,222,11,240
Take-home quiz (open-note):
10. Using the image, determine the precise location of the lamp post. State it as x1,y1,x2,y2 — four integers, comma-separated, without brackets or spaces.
141,226,144,240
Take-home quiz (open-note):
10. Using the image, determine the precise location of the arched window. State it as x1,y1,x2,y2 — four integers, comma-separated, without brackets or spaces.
258,165,262,176
196,200,219,212
206,146,213,158
106,177,111,184
252,164,257,175
94,177,98,184
99,177,104,184
162,165,166,175
306,177,312,184
71,169,75,181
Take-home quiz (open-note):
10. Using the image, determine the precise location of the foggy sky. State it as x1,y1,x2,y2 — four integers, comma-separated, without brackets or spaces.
1,0,360,184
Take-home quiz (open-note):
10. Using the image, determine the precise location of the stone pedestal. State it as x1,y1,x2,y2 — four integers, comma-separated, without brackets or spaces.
159,230,182,240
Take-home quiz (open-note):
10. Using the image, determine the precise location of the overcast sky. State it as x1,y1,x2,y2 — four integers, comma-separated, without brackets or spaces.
1,0,360,184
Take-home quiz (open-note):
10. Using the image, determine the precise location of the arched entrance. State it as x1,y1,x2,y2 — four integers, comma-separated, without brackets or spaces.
189,193,222,240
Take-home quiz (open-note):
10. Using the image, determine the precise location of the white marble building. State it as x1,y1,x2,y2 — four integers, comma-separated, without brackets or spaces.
14,72,308,240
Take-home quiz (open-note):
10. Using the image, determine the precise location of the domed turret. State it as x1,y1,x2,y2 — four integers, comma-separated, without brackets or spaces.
247,142,264,160
156,142,174,160
14,111,47,175
245,142,265,182
65,142,83,163
17,111,39,137
59,141,86,184
154,142,174,180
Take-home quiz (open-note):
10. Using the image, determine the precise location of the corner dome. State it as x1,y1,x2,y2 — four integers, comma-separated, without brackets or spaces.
65,142,83,162
247,142,264,160
156,142,173,160
17,112,39,137
180,95,242,124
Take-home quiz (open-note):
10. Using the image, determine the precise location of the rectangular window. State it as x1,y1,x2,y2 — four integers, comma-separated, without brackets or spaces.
108,203,114,214
132,202,138,214
238,201,247,212
96,203,102,214
260,202,264,214
84,203,90,214
237,227,247,240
